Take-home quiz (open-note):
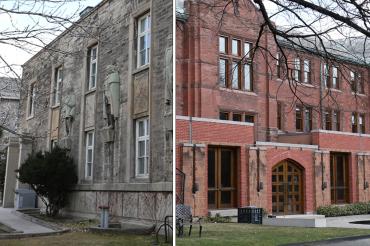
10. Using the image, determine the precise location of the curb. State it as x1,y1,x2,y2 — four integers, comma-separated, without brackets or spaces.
281,234,370,245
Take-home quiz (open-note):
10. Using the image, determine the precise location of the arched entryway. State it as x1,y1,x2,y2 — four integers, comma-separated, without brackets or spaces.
272,160,304,215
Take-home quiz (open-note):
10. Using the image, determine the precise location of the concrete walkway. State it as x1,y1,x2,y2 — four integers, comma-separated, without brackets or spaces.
0,207,54,234
326,215,370,229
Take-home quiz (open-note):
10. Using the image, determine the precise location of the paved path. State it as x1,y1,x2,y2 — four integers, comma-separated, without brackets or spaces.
0,207,54,234
326,215,370,229
314,238,370,246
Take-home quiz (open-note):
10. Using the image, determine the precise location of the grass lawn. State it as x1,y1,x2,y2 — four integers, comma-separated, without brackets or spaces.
0,231,167,246
176,223,370,246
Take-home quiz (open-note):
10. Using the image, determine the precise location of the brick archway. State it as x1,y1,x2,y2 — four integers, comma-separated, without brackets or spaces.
271,159,304,215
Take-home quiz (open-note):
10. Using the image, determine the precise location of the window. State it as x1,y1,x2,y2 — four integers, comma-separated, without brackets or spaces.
295,106,303,132
324,110,332,130
323,63,330,88
277,102,282,130
244,42,251,58
293,58,301,82
136,117,149,177
219,112,229,120
88,45,98,90
219,36,227,53
303,60,310,83
137,13,151,67
276,53,282,79
28,83,35,117
304,107,312,132
219,35,253,91
245,114,254,123
332,66,338,89
232,39,240,56
350,71,364,93
244,64,252,91
219,59,227,87
232,113,242,122
51,139,58,149
232,62,240,89
85,131,94,178
333,111,340,131
296,105,312,132
52,67,62,106
330,153,349,204
352,113,357,133
219,110,254,123
359,114,365,133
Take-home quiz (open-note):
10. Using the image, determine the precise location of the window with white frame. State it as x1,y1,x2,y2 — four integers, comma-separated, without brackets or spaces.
136,117,149,177
28,83,35,117
52,67,63,106
137,13,151,67
88,45,98,90
323,63,329,87
85,131,94,179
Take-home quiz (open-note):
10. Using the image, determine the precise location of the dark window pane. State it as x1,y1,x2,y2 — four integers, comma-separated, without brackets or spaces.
208,191,216,205
245,115,254,123
221,191,231,204
221,150,232,187
220,112,229,120
233,113,242,122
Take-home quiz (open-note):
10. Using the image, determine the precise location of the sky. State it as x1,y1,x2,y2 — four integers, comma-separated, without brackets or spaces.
0,0,102,77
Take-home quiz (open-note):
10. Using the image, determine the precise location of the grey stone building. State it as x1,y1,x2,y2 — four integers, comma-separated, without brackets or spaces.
0,77,19,150
3,0,173,223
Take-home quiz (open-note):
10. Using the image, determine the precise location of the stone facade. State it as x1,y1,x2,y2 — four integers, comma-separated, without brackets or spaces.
176,0,370,216
4,0,173,222
0,77,19,150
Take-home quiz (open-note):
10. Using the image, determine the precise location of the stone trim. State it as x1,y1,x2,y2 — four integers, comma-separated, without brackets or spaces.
183,143,206,147
176,115,254,126
357,153,370,156
255,141,318,149
73,182,173,192
311,129,370,138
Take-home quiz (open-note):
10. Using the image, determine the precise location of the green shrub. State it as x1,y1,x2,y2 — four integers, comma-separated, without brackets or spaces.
17,147,78,217
205,213,232,223
317,202,370,217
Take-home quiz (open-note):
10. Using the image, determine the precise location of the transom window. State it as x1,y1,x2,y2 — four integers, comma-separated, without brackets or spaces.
219,110,255,123
136,117,150,177
218,35,253,91
52,67,62,106
85,131,94,179
137,13,151,67
88,45,98,90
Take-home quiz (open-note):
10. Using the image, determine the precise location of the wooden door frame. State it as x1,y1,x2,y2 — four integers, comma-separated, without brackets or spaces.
330,152,350,204
271,160,304,215
208,146,238,209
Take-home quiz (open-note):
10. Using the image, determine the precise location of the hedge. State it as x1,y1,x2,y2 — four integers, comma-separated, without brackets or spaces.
317,202,370,217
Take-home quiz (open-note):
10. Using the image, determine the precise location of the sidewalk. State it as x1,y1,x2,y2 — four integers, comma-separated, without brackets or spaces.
326,215,370,229
0,207,54,234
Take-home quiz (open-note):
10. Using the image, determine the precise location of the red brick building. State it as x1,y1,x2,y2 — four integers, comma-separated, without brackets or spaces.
176,0,370,216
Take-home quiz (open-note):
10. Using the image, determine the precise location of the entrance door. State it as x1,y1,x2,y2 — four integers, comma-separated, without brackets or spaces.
330,153,349,204
208,147,237,209
272,161,303,214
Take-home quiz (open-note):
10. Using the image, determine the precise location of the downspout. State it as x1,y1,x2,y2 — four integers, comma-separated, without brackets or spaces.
264,28,270,141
